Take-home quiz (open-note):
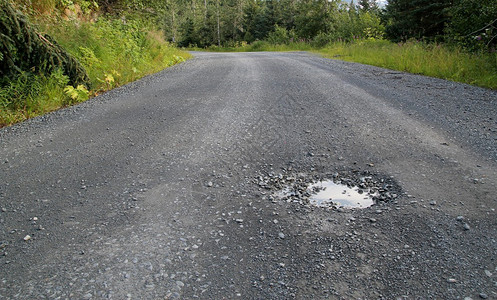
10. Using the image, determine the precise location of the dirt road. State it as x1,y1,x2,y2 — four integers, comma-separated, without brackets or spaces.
1,52,496,299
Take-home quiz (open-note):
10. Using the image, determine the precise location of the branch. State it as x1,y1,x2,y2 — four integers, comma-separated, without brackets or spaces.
37,32,55,48
487,32,497,47
465,18,497,37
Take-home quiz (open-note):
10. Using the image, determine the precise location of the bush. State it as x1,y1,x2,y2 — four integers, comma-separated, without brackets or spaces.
266,25,295,45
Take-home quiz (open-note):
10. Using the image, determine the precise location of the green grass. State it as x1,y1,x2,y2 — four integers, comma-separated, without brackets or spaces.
0,70,70,125
0,17,191,127
314,39,497,90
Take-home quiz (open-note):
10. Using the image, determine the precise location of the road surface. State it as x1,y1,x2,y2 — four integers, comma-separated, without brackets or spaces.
1,52,497,299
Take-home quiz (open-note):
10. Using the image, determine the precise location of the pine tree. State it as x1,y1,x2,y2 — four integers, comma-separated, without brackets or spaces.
0,0,89,86
385,0,451,41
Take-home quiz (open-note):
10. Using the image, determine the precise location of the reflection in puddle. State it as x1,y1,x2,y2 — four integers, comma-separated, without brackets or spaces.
307,180,374,209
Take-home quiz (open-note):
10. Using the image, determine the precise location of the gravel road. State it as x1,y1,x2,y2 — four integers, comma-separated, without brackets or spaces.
1,52,497,299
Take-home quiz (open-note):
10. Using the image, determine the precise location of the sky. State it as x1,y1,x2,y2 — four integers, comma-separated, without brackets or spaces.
346,0,388,8
377,0,387,7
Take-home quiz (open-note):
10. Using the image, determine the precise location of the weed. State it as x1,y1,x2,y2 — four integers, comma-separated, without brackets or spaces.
64,84,89,103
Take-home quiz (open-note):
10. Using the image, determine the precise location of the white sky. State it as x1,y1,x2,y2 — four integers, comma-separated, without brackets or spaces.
346,0,388,8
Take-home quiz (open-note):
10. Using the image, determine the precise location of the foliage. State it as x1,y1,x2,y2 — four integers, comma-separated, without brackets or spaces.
64,84,89,102
47,18,190,91
446,0,497,51
1,12,190,127
0,69,70,126
0,0,90,86
317,39,497,90
384,0,451,42
266,25,295,45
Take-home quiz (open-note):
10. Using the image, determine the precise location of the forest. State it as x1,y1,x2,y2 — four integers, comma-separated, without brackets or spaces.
112,0,496,51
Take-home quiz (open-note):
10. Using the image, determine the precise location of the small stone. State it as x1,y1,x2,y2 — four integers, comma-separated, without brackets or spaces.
273,219,279,224
484,270,492,277
32,217,38,221
23,235,32,241
207,181,213,187
369,218,377,223
235,219,243,223
479,293,488,299
82,293,92,299
447,278,457,283
1,208,6,212
456,216,464,221
176,281,185,288
429,201,437,206
463,223,470,230
278,232,285,239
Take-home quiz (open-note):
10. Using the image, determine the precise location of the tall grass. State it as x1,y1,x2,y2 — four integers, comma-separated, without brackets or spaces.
0,70,70,125
315,39,497,90
1,17,191,127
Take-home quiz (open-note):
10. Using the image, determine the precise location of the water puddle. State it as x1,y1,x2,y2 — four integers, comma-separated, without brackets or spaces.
266,170,400,210
307,180,374,209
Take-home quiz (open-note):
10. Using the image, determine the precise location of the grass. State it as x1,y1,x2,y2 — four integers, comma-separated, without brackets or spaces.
0,17,191,127
314,39,497,90
0,70,70,125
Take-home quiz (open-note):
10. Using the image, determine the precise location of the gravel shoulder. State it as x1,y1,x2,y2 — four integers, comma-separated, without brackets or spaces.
1,52,496,299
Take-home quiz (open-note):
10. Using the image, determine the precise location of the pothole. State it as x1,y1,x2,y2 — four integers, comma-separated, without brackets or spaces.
258,169,401,210
307,180,374,208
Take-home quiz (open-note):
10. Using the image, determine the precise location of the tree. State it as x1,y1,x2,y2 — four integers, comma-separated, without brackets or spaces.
357,0,378,13
0,0,89,86
447,0,497,50
384,0,451,42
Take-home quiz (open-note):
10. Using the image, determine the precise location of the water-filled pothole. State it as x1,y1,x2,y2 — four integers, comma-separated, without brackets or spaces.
307,180,374,208
262,170,401,210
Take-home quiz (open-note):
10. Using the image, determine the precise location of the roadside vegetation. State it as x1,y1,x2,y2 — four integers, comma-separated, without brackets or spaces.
1,0,496,126
317,40,497,90
0,0,190,127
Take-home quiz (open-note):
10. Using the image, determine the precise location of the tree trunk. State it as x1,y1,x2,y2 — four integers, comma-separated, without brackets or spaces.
216,0,221,46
